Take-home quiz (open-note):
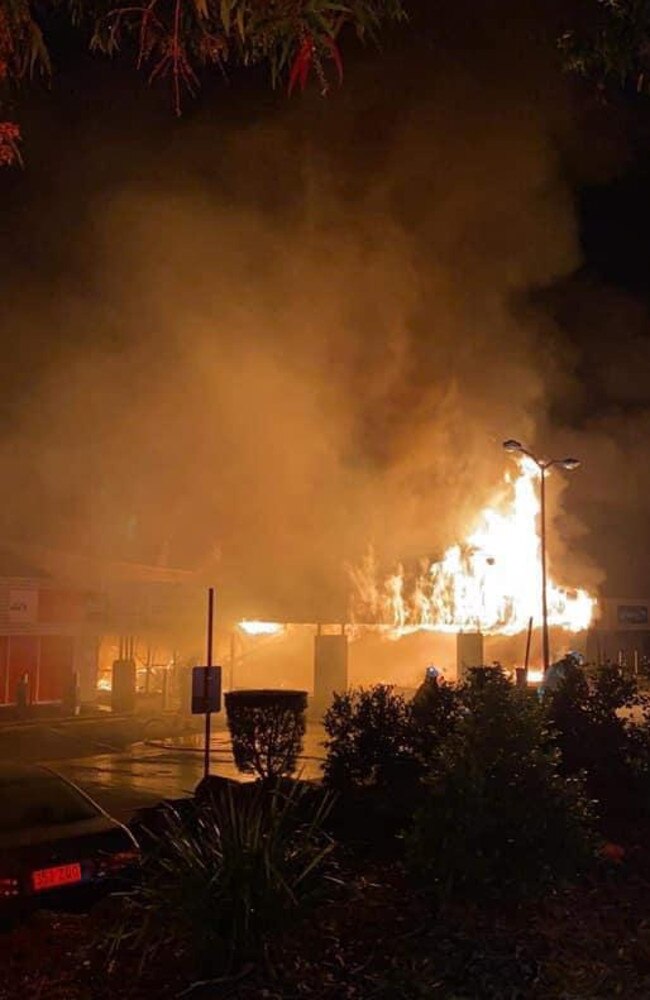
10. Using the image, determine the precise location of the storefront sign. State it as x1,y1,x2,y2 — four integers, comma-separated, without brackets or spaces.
8,589,38,623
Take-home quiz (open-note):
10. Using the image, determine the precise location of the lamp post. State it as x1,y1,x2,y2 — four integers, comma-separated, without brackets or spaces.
502,440,580,674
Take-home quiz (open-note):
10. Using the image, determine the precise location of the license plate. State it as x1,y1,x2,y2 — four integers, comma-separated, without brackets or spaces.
32,862,83,892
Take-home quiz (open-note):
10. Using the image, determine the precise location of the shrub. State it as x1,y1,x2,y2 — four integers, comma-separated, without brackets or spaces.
322,685,422,855
111,780,335,975
407,667,594,907
225,689,307,780
542,660,593,773
545,662,650,824
322,685,416,792
409,674,461,764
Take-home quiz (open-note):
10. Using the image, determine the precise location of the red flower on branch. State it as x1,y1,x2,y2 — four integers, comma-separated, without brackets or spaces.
288,33,314,95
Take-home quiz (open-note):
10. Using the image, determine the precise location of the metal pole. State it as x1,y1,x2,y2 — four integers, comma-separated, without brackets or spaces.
229,630,235,692
204,587,214,779
524,615,533,671
540,465,550,674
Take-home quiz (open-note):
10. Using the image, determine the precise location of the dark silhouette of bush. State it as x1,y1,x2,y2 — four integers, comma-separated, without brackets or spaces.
112,779,335,975
322,685,415,791
322,685,422,854
410,675,461,764
407,667,594,907
225,689,307,780
545,663,650,825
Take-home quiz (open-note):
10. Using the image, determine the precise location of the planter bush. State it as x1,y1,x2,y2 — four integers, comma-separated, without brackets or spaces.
225,689,308,780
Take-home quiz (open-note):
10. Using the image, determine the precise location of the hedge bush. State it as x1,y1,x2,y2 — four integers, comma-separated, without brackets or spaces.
545,662,650,825
407,667,595,907
322,682,463,855
322,685,415,791
410,673,461,764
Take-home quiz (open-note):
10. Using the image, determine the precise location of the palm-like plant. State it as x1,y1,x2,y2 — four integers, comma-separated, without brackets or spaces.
111,779,336,974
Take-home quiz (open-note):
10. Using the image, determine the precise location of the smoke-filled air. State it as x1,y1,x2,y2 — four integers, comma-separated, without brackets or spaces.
4,1,648,628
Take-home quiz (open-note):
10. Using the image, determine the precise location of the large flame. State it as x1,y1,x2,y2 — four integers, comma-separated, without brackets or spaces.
238,620,286,636
350,457,595,637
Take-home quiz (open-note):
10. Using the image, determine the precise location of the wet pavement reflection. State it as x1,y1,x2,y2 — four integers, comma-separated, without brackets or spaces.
53,726,326,822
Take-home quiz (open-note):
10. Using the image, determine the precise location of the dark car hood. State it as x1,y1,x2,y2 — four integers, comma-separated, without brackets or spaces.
0,814,130,851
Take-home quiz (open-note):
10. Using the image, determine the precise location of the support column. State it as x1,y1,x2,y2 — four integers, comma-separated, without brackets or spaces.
456,631,484,682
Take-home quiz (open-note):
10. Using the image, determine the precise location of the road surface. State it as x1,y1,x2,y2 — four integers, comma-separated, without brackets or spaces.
53,728,326,822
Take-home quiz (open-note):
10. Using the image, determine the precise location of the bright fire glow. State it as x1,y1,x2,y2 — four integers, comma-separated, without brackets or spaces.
349,457,595,637
238,620,286,637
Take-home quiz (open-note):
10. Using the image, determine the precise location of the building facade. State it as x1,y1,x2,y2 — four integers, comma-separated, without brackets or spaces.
0,578,100,704
0,546,203,706
587,596,650,666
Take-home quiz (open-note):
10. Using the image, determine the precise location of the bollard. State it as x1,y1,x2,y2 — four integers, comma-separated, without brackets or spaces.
63,670,81,716
16,672,30,720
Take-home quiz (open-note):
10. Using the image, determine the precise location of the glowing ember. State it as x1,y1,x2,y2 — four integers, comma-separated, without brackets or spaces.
527,669,544,684
238,620,286,636
350,457,595,637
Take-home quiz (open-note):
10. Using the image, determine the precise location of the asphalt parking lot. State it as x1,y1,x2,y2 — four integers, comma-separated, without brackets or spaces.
54,726,326,821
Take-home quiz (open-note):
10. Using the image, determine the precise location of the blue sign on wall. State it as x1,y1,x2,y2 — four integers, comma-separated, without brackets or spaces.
617,605,649,625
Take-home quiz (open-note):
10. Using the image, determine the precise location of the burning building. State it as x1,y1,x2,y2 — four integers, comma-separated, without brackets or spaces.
228,457,598,695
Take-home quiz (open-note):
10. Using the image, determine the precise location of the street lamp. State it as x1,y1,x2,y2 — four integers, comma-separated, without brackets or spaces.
502,440,581,674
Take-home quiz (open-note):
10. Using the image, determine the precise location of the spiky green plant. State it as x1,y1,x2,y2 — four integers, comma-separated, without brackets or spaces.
110,779,336,974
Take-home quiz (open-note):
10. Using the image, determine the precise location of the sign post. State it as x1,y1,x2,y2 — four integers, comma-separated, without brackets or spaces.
190,588,222,780
205,587,214,779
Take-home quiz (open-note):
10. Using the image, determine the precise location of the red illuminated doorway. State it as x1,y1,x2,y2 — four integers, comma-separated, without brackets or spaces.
7,636,39,704
39,636,74,703
0,637,8,704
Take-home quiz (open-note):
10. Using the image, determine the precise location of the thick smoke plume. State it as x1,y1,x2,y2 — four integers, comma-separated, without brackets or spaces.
1,1,639,625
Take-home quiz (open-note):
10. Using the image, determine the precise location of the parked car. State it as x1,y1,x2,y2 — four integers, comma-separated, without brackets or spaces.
0,761,139,916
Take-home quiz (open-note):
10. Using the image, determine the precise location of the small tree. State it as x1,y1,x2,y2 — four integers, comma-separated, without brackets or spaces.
225,689,307,781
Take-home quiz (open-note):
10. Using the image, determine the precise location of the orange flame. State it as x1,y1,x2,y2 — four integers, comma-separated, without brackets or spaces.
350,457,595,637
238,620,286,636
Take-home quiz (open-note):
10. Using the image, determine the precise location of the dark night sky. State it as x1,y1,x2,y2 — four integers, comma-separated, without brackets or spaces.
2,0,650,613
581,170,650,293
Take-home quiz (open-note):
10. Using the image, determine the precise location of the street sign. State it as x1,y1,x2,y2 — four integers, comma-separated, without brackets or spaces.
191,665,222,715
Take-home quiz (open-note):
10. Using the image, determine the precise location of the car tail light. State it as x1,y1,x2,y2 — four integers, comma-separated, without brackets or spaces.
0,877,19,898
97,849,140,874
